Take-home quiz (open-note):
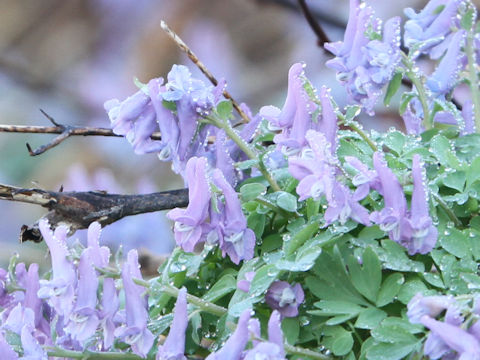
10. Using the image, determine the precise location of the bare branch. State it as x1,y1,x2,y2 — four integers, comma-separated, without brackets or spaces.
160,21,251,124
0,183,188,243
296,0,330,48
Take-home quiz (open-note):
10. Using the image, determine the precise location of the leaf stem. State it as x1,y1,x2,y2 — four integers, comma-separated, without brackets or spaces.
402,53,432,129
431,192,462,227
46,348,142,359
466,30,480,131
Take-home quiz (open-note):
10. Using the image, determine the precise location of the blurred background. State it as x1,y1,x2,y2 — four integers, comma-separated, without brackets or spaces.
0,0,471,268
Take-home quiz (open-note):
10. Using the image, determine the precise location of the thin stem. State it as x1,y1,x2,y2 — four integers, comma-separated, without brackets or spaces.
337,114,378,152
208,115,281,192
47,348,142,359
431,192,462,227
284,343,332,360
402,53,431,129
466,31,480,131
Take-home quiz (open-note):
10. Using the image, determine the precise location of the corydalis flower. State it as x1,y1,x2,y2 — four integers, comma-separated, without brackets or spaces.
37,220,76,318
325,0,401,114
167,157,211,252
324,182,370,226
265,281,304,318
114,250,154,358
407,293,454,324
156,288,188,360
404,0,465,59
244,311,286,360
288,130,337,202
211,169,255,265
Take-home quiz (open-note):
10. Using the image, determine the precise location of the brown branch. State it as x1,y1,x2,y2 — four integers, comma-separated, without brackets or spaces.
0,183,188,243
297,0,330,48
160,21,251,124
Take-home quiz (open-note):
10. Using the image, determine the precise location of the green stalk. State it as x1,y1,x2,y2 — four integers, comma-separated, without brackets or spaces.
207,114,281,192
466,31,480,131
284,343,332,360
337,113,377,152
47,348,142,359
402,53,432,129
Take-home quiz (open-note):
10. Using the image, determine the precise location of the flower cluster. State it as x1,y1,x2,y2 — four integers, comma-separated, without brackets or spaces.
167,156,256,264
325,0,401,114
407,294,480,358
0,221,155,358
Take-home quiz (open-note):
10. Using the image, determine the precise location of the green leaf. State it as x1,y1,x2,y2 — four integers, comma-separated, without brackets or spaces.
397,279,429,304
380,317,424,334
249,264,279,297
423,272,445,288
371,324,418,343
466,157,480,188
247,212,266,240
461,6,476,29
283,220,319,256
202,274,237,303
383,131,406,155
276,191,298,212
443,171,466,192
439,228,470,258
399,93,415,115
191,312,202,345
366,342,420,360
378,240,425,273
313,300,364,316
216,100,233,120
376,273,404,307
355,308,387,329
430,134,461,169
323,326,354,356
240,183,267,201
384,72,403,106
282,318,300,345
347,247,382,302
345,105,362,121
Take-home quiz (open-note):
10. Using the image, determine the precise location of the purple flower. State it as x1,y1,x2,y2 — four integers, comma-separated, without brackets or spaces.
4,304,35,335
426,30,467,95
114,250,154,358
265,281,304,318
400,155,438,255
344,156,380,199
404,0,464,59
325,0,401,113
421,316,480,359
65,249,100,344
86,222,111,269
20,325,48,360
370,152,407,242
211,169,256,264
237,271,256,293
37,220,76,318
156,287,188,360
461,100,476,135
407,293,454,324
288,130,337,202
402,106,424,135
167,157,212,252
206,309,251,360
244,310,286,360
324,182,370,226
99,277,119,350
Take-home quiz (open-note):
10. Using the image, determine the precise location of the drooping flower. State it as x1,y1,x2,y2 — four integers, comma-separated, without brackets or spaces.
265,281,304,318
461,100,476,135
156,287,188,360
426,30,467,96
404,0,465,59
288,130,337,202
20,325,48,360
325,0,401,114
211,169,256,265
114,250,154,358
206,310,251,360
64,249,100,344
324,182,370,226
400,155,438,255
167,157,212,252
370,152,407,242
99,277,119,350
344,156,380,199
37,220,76,318
407,293,454,324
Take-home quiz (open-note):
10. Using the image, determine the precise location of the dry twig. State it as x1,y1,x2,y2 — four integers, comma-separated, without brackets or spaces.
160,21,251,124
0,183,188,243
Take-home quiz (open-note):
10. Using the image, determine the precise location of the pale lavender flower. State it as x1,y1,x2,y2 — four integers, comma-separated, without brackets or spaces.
206,309,251,360
237,271,256,293
167,157,211,252
318,86,339,153
0,332,18,360
324,182,370,226
402,106,424,135
65,249,100,344
288,130,337,202
400,155,438,255
156,287,188,360
407,293,454,324
114,250,154,358
325,0,401,114
244,310,286,360
99,277,119,350
370,152,407,242
426,30,467,95
211,169,256,264
344,156,380,199
20,325,48,360
4,304,35,335
461,100,476,135
37,220,76,318
0,268,11,307
265,281,304,318
421,315,480,359
404,0,464,59
85,222,110,269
